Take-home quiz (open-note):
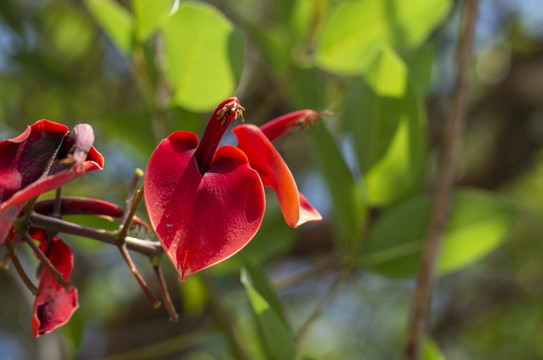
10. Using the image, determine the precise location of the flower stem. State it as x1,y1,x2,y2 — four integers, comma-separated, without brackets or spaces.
118,242,161,309
153,264,179,322
4,238,39,295
29,212,163,257
22,230,74,292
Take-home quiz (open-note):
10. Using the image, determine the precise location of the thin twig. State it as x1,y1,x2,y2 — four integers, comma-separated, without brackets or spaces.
153,264,179,322
29,213,163,257
37,188,62,278
21,231,74,292
403,1,478,359
118,187,144,242
271,256,340,289
120,169,143,230
52,187,62,218
294,267,352,344
202,273,249,360
4,238,39,295
118,242,161,309
1,251,10,269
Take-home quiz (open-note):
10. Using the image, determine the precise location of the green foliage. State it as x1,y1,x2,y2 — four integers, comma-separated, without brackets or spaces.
132,0,172,42
162,2,243,112
85,0,134,54
316,0,452,75
360,189,518,278
241,264,296,360
310,125,366,245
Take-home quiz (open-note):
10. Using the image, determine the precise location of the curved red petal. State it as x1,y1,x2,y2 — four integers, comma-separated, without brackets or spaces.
31,231,78,337
0,121,104,243
144,131,265,281
233,124,321,228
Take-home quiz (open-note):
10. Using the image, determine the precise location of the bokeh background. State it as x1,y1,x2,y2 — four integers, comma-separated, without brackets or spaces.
1,0,543,359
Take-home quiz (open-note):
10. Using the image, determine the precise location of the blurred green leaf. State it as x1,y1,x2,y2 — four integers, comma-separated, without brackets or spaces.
85,0,134,55
163,2,243,112
48,8,94,61
364,84,427,205
315,0,451,75
181,273,208,317
310,125,366,244
423,337,445,360
241,265,296,360
404,42,436,96
360,189,518,278
132,0,172,42
364,45,407,98
342,79,427,206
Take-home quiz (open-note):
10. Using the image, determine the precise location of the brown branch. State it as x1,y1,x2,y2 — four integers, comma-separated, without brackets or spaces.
153,265,179,322
403,1,478,359
118,242,161,308
29,212,163,257
118,187,144,242
22,230,74,292
4,238,39,295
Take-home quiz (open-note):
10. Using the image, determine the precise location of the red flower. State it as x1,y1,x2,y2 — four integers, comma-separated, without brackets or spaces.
31,229,78,337
144,98,321,281
0,120,104,243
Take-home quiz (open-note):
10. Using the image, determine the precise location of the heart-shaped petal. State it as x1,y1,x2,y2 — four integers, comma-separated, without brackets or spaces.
144,131,265,281
233,124,321,228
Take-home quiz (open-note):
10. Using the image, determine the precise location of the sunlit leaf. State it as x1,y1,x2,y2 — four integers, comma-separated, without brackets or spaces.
85,0,134,55
132,0,172,42
241,265,296,360
163,2,243,112
342,79,427,206
360,189,518,278
364,84,427,205
310,125,366,244
364,45,408,98
316,0,451,75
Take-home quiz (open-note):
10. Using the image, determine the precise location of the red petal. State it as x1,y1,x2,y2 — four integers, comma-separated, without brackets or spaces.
34,196,149,229
0,120,104,243
144,131,265,281
31,230,78,337
233,124,321,228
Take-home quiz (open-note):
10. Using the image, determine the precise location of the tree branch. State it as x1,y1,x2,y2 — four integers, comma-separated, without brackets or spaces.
29,213,163,257
403,1,478,359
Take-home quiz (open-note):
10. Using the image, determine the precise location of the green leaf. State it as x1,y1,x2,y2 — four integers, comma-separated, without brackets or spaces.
360,189,518,278
423,337,446,360
310,125,366,244
85,0,134,55
364,84,427,205
132,0,172,42
163,2,243,112
342,79,427,206
315,0,451,75
364,45,408,98
241,265,296,360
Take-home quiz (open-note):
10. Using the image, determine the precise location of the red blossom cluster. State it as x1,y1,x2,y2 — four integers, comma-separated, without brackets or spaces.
0,98,322,336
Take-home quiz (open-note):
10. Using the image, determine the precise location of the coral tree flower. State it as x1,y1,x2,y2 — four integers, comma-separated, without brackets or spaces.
30,229,78,337
144,98,321,281
0,120,104,243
